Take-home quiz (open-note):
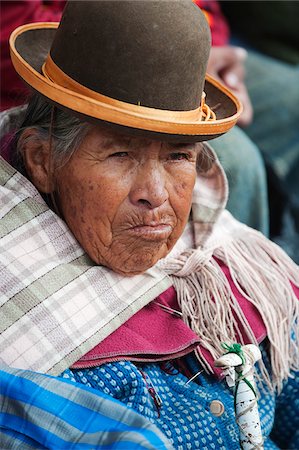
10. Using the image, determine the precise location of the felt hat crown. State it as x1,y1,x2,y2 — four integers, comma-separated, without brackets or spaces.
10,0,242,142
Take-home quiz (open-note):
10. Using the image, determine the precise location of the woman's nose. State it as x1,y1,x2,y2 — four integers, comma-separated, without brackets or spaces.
129,160,169,209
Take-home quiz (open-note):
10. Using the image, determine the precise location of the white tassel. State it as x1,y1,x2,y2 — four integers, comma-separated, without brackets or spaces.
215,344,264,450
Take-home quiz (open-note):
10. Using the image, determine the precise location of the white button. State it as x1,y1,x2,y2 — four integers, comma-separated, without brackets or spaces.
209,400,225,417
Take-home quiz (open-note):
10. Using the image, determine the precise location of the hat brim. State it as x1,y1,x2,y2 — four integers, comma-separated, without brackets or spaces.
10,22,242,143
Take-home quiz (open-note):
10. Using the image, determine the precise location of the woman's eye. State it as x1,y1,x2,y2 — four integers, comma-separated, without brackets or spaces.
169,152,190,161
109,151,129,158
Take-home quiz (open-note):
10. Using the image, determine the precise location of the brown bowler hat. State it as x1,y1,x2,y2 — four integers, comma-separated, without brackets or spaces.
9,1,242,142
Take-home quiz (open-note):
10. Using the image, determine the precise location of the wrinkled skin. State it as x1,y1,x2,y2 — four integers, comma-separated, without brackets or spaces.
55,128,200,276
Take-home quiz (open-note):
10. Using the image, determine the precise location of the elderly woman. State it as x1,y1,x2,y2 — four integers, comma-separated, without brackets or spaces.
1,2,298,449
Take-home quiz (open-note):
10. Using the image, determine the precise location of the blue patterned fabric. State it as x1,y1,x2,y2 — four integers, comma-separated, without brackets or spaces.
62,350,299,450
0,364,174,450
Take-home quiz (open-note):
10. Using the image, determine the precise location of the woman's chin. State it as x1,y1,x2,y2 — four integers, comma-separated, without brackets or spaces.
112,267,150,277
100,246,169,277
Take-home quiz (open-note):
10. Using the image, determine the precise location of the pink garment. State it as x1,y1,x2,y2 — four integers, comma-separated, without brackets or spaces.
72,286,200,369
73,259,274,377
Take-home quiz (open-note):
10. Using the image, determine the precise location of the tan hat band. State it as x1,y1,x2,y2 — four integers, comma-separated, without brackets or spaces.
42,55,205,123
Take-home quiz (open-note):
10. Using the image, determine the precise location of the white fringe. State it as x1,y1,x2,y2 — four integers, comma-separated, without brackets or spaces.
162,226,299,392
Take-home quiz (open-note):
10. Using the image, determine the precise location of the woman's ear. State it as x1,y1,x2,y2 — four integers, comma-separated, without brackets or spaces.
21,129,55,193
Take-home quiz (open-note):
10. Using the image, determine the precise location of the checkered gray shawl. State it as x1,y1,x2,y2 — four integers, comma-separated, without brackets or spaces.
1,108,298,389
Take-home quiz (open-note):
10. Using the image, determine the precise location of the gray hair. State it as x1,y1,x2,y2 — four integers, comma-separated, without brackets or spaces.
13,93,91,174
12,93,214,178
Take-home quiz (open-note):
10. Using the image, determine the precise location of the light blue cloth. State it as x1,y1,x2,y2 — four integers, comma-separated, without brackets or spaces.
0,364,173,449
245,51,299,197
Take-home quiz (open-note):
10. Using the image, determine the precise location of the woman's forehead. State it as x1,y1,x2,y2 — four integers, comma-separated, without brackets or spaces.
89,126,200,151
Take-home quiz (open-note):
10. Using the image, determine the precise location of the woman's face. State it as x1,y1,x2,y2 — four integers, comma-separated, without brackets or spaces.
55,127,199,275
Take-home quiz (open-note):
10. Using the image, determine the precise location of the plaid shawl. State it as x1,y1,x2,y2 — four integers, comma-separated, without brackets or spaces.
1,107,298,391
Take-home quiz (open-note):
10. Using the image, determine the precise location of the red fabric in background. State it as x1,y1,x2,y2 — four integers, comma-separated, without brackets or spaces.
194,0,230,46
0,1,65,110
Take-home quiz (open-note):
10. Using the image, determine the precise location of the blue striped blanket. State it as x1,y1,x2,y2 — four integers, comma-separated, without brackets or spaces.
0,364,173,449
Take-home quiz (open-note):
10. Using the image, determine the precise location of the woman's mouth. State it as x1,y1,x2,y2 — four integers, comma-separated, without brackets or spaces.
128,223,173,241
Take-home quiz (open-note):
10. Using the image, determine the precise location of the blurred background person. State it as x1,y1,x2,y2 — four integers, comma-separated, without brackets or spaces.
196,0,299,262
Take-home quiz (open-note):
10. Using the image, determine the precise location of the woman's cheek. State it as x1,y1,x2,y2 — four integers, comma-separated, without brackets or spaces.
172,174,196,209
177,180,192,199
170,178,195,234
